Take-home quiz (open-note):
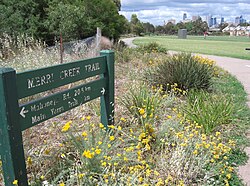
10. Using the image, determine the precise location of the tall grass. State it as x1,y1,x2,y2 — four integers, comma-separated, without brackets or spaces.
183,90,233,134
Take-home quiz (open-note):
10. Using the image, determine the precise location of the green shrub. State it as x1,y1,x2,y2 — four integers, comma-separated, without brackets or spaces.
137,42,167,54
183,90,233,134
121,84,163,124
145,53,214,91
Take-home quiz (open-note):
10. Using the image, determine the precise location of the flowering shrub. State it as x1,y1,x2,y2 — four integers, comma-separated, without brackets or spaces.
145,53,214,91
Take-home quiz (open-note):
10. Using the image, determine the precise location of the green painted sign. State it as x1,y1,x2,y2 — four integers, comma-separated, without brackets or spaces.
0,50,115,186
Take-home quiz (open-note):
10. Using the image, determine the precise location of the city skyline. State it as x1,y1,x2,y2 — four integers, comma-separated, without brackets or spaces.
119,0,250,25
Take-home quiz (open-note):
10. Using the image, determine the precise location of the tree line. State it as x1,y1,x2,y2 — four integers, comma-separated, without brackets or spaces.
129,14,209,36
0,0,126,44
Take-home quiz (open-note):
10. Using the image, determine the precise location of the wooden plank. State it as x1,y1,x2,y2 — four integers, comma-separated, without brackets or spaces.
0,68,28,186
19,78,106,131
100,50,115,128
16,56,107,99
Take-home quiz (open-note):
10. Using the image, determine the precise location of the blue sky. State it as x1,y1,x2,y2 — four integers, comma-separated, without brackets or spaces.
119,0,250,25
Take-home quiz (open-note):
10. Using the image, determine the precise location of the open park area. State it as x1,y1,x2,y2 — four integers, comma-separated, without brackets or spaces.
133,35,250,60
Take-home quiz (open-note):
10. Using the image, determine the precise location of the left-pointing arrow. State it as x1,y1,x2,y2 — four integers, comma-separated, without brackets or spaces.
20,107,29,118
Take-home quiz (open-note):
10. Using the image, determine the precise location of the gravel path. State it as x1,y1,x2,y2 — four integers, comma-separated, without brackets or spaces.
122,37,250,185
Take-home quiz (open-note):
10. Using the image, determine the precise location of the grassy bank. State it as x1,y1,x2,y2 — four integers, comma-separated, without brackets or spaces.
133,36,250,60
0,42,249,185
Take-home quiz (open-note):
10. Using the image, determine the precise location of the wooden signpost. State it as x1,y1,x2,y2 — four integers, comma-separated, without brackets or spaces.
0,50,114,186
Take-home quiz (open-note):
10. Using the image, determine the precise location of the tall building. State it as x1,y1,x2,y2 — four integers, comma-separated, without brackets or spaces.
213,17,217,26
206,15,212,27
183,13,187,20
235,16,240,25
221,17,225,24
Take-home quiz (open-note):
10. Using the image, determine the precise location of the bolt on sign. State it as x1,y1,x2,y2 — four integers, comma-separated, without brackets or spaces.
0,50,114,186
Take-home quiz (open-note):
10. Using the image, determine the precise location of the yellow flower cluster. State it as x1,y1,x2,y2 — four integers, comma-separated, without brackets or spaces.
61,121,72,132
194,55,215,66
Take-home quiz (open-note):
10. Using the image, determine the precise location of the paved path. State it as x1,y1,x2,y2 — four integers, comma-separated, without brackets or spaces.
122,37,250,185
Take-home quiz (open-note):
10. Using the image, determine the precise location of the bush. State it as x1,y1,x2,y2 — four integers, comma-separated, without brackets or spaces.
183,90,233,134
145,53,214,91
137,42,167,54
121,84,165,124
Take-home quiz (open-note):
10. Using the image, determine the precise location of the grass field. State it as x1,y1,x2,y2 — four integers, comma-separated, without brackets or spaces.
134,36,250,60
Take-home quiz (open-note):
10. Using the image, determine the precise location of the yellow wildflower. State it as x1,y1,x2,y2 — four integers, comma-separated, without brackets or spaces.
82,131,88,137
82,150,94,159
13,180,18,185
27,156,32,166
61,121,72,132
59,182,65,186
95,148,102,155
108,125,115,129
215,131,221,136
109,136,115,141
60,153,66,158
139,108,145,115
226,173,231,179
120,117,126,122
193,150,198,155
167,115,172,119
99,123,104,129
78,173,85,179
86,116,91,120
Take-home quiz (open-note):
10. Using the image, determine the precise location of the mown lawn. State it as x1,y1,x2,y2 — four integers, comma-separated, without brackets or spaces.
134,36,250,60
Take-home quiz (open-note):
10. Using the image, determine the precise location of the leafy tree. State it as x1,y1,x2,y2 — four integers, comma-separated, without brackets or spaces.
164,22,177,35
113,0,121,11
143,22,155,34
130,14,144,35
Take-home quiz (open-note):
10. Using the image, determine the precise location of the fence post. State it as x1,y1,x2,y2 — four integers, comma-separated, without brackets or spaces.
100,50,114,128
0,68,28,186
96,28,102,55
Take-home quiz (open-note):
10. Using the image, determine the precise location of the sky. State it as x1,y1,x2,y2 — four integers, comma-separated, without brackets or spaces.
119,0,250,25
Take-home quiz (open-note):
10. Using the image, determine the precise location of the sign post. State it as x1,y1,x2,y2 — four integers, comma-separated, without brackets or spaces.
0,50,114,185
0,68,28,186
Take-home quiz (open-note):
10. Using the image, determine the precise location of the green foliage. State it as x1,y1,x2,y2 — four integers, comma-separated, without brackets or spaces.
137,42,167,53
121,84,164,123
0,0,127,44
130,14,144,36
183,90,233,133
145,53,214,91
114,44,134,63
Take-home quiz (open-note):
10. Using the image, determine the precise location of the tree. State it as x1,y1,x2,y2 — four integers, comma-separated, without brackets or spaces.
113,0,121,11
143,22,155,34
0,0,126,44
130,14,143,35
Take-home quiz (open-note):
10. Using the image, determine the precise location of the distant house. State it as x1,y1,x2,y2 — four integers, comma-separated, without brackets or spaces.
222,26,250,36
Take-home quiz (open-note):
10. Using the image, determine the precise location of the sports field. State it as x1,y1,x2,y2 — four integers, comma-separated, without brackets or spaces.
134,36,250,60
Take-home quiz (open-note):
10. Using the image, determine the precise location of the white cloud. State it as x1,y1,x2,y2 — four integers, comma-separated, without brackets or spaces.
120,0,250,25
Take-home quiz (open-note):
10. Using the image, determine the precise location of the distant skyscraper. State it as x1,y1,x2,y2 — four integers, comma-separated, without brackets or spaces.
206,15,212,27
235,16,240,24
213,17,217,25
183,13,187,20
221,17,224,24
